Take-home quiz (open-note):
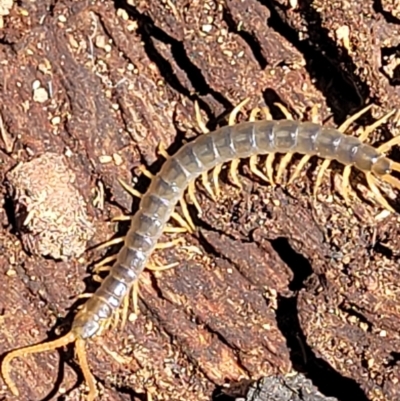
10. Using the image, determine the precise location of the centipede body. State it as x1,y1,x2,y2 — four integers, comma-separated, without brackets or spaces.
2,107,400,401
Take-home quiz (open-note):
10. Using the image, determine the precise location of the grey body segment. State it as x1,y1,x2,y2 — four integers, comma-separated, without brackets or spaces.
71,119,393,339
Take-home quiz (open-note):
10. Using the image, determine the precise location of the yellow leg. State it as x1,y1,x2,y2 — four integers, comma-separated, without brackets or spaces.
157,142,170,159
228,98,251,126
265,153,276,185
171,211,194,233
76,338,98,401
138,165,154,179
194,101,209,134
276,153,294,184
249,154,270,183
95,237,124,251
310,104,320,123
288,155,311,185
179,198,196,232
187,180,203,215
382,172,400,191
229,158,242,188
118,178,142,199
212,164,223,197
154,238,184,250
341,165,352,205
358,110,396,142
313,159,332,199
273,103,293,120
249,107,262,122
201,171,216,200
337,104,373,132
261,106,273,120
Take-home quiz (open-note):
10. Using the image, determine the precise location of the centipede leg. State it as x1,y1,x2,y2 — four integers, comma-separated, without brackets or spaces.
249,154,270,183
314,159,332,200
157,142,170,160
201,171,217,200
179,198,196,232
138,165,154,179
265,153,276,185
341,165,352,206
187,180,203,215
288,155,311,185
212,164,223,197
274,103,294,120
276,153,294,184
194,101,209,134
382,172,400,191
359,110,396,142
229,158,243,188
338,104,373,133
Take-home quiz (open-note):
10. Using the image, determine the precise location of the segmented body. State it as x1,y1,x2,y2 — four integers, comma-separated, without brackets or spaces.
3,116,400,401
73,119,393,338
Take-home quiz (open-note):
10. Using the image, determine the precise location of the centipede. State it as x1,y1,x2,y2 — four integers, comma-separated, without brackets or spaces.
2,99,400,401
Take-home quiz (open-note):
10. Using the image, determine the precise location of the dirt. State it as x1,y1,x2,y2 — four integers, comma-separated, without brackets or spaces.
0,1,400,401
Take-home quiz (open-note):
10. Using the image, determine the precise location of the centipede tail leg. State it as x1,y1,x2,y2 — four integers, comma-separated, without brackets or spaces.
76,338,98,401
1,332,76,397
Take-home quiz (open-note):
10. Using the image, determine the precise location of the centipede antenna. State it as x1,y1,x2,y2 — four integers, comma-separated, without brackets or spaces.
76,338,98,401
1,331,76,397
